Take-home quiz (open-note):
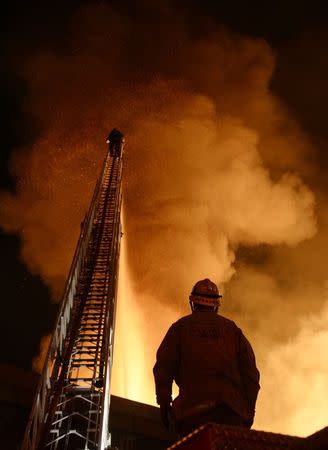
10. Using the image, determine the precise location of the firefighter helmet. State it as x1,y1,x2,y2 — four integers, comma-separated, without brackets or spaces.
189,278,222,307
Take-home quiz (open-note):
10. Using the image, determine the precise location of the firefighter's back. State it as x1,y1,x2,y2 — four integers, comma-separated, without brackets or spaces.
173,311,251,421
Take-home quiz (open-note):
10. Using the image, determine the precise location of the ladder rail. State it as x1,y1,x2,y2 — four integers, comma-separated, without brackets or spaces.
98,161,123,450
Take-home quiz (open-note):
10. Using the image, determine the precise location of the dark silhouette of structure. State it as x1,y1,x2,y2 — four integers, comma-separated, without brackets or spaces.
167,422,328,450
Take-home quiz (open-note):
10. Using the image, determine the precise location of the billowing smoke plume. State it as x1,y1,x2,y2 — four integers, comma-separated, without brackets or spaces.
1,3,327,436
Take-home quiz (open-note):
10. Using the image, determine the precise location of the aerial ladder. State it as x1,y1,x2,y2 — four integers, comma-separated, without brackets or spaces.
22,129,125,450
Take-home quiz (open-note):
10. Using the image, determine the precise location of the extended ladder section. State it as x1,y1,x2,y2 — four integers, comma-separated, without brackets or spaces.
22,137,124,450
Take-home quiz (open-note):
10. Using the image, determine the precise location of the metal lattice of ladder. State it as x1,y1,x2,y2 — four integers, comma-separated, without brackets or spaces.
22,132,124,450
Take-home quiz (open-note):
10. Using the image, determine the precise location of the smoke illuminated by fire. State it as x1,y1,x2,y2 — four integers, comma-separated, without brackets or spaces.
1,2,328,437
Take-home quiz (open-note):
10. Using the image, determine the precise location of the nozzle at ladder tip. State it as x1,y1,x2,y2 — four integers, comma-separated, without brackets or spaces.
106,128,125,158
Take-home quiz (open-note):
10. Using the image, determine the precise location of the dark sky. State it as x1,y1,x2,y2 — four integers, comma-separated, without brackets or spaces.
1,0,328,370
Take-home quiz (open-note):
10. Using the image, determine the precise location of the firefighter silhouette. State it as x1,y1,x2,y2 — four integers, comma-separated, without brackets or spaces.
153,279,260,436
106,128,124,157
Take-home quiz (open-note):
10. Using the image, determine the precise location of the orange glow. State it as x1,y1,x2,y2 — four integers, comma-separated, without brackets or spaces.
112,216,180,404
2,3,328,438
32,334,51,373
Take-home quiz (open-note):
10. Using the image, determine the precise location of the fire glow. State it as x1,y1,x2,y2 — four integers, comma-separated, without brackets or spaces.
1,3,328,438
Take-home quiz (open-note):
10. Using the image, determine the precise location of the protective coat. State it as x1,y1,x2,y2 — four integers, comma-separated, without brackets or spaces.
153,311,260,425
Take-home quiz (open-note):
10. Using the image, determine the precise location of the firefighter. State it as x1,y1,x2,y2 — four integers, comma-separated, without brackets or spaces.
153,278,260,436
106,128,124,157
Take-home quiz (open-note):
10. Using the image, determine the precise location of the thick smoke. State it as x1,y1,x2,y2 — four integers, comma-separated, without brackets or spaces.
1,3,327,436
257,298,328,435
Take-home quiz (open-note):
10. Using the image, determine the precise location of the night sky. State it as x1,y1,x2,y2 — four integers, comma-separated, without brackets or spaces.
1,0,328,379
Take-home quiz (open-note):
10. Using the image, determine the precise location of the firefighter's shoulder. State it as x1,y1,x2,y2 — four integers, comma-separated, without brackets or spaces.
167,313,194,331
215,314,242,333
